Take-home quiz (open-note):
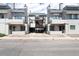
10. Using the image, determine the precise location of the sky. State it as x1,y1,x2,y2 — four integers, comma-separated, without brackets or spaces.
0,0,79,3
1,0,79,13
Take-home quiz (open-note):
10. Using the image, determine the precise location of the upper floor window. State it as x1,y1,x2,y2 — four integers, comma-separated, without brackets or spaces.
14,16,23,19
73,14,78,19
50,15,61,19
67,14,78,19
67,14,72,19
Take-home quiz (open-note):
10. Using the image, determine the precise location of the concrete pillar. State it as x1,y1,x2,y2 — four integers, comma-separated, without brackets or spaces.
47,24,50,34
13,17,15,19
25,24,29,34
65,23,68,34
5,23,9,35
46,17,48,24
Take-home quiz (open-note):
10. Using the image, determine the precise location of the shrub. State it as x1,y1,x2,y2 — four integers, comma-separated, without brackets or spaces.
0,33,6,37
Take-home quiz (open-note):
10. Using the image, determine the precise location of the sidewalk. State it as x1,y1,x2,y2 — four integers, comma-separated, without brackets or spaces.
0,33,79,40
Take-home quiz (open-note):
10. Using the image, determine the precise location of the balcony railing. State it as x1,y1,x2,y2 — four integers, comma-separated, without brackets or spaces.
6,19,24,24
50,19,79,24
0,19,79,25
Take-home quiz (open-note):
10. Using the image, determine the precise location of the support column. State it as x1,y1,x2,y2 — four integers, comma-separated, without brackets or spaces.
5,23,9,35
47,24,50,34
65,23,69,34
25,24,29,34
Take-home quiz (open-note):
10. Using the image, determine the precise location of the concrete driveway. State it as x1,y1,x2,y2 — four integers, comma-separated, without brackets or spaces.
0,40,79,56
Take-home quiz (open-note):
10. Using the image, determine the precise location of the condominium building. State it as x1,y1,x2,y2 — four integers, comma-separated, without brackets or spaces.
0,4,79,35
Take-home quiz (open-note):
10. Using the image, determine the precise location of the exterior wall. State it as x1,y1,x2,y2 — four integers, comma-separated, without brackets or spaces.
0,19,79,35
5,23,9,35
65,23,79,34
30,23,35,28
1,18,79,35
0,19,25,35
12,31,25,35
50,31,62,34
0,19,9,35
50,19,79,34
29,17,35,27
6,19,24,24
1,5,79,35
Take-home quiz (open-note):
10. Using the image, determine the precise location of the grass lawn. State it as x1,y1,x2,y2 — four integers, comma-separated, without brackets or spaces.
0,33,6,37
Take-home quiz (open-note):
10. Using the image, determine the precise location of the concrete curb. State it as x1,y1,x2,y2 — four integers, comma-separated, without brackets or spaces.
0,37,79,40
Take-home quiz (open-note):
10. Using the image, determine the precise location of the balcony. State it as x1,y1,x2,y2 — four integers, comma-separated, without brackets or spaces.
6,19,24,25
50,19,79,24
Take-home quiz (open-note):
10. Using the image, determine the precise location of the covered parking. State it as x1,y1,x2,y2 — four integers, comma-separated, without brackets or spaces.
50,24,65,34
9,24,25,35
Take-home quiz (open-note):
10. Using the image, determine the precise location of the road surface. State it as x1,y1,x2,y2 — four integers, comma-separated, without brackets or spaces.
0,40,79,56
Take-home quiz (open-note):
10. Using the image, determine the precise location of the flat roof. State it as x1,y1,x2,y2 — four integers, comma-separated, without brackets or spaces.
48,9,62,13
11,9,25,13
29,13,47,16
63,5,79,10
0,4,10,9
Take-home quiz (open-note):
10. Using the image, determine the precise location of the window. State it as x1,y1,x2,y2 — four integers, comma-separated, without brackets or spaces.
73,14,78,19
50,16,61,19
70,25,75,30
67,14,78,19
14,16,22,19
67,14,72,19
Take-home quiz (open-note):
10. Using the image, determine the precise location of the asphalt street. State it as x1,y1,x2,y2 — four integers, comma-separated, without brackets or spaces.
0,40,79,56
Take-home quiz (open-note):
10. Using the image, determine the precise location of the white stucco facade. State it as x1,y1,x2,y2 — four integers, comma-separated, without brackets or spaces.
0,18,79,35
0,4,79,35
0,19,9,35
